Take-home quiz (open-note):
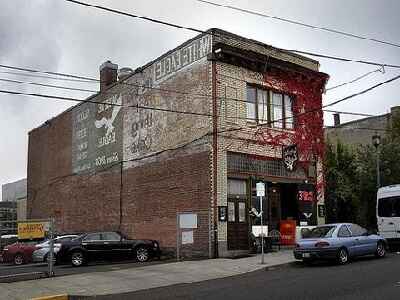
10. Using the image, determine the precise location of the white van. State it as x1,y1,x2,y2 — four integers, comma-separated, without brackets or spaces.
377,184,400,246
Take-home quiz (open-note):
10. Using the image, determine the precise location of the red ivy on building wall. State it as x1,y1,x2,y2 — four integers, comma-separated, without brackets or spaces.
254,68,328,164
255,68,328,198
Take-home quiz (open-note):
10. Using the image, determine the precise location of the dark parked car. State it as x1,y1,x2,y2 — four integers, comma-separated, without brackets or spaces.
57,231,161,267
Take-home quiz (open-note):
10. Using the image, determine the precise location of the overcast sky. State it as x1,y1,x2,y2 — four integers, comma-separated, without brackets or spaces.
1,0,399,197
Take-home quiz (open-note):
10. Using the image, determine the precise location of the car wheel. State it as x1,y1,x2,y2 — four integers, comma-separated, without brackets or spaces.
337,248,349,265
14,254,24,265
71,251,85,267
375,241,386,258
136,246,150,262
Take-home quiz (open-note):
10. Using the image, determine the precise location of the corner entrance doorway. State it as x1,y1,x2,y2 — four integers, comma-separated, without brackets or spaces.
227,179,249,251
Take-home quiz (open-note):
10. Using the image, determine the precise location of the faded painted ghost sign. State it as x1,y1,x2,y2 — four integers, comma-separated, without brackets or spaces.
123,34,212,165
72,94,123,173
72,34,212,172
155,35,212,82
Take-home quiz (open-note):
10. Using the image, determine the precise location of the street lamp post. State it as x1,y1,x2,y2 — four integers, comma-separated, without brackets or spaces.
372,134,381,189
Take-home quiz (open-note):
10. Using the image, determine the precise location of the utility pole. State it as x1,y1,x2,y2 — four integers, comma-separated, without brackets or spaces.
256,182,265,264
48,217,55,277
372,134,381,189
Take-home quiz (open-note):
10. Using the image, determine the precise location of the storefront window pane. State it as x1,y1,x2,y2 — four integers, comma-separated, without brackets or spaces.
238,202,246,222
228,179,247,196
228,202,235,222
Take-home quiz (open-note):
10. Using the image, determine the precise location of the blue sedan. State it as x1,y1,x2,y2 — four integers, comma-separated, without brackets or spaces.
294,223,386,264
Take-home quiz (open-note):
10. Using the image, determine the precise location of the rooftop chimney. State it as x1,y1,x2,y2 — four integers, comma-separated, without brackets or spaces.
333,113,340,126
100,61,118,92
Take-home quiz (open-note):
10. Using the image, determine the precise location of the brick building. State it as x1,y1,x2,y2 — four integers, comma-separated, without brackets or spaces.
325,105,400,148
28,29,329,258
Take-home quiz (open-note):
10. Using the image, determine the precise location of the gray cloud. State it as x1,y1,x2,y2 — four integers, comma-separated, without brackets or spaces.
0,0,399,195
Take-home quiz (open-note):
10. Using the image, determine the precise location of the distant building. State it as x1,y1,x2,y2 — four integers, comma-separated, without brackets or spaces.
0,202,17,235
1,178,27,222
2,178,27,202
325,106,400,148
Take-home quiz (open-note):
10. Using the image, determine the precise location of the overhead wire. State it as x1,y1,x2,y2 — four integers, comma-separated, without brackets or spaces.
0,78,97,93
0,74,391,121
0,89,214,118
195,0,400,49
325,67,385,91
61,0,400,70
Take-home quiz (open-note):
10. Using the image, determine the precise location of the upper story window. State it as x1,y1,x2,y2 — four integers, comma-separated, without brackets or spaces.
246,86,294,129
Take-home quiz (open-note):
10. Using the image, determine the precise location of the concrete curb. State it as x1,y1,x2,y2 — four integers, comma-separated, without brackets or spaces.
30,294,68,300
264,260,298,271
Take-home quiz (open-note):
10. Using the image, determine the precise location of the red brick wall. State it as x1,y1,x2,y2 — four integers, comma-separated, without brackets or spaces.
121,151,212,258
28,110,73,218
28,122,212,258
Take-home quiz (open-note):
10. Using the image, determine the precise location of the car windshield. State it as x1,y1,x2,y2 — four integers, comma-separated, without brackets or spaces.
308,226,336,238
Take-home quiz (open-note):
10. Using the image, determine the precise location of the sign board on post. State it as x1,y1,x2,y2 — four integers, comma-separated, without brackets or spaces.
181,231,194,245
318,204,326,218
18,222,46,239
256,182,265,197
179,213,198,229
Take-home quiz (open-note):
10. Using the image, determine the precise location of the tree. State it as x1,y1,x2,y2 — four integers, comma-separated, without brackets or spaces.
324,141,359,224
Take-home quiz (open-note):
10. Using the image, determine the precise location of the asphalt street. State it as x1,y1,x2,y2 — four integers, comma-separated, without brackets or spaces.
89,253,400,300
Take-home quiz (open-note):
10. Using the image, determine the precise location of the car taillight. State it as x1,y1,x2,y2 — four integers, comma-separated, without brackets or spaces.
315,241,330,248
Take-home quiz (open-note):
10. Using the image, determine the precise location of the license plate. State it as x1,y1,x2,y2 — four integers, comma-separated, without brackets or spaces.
302,253,310,258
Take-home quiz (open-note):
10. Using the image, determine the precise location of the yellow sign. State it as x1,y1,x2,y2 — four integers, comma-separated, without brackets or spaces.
18,222,46,239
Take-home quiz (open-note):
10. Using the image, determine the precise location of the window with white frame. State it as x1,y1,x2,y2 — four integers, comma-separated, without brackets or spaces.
246,85,294,129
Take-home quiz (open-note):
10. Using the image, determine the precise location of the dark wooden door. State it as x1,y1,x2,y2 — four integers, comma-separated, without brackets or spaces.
268,186,281,231
227,199,249,250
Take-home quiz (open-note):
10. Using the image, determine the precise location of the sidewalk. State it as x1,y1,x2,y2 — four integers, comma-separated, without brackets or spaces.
0,251,295,300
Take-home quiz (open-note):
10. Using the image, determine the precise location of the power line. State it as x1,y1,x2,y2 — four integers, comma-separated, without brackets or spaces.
62,0,400,70
0,70,96,83
0,64,216,100
0,75,384,128
324,74,400,107
0,78,97,93
1,67,397,127
196,0,400,49
325,67,384,92
65,0,205,34
284,49,400,69
0,64,97,82
324,126,391,132
216,72,400,135
0,89,214,118
2,59,397,123
323,110,374,117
